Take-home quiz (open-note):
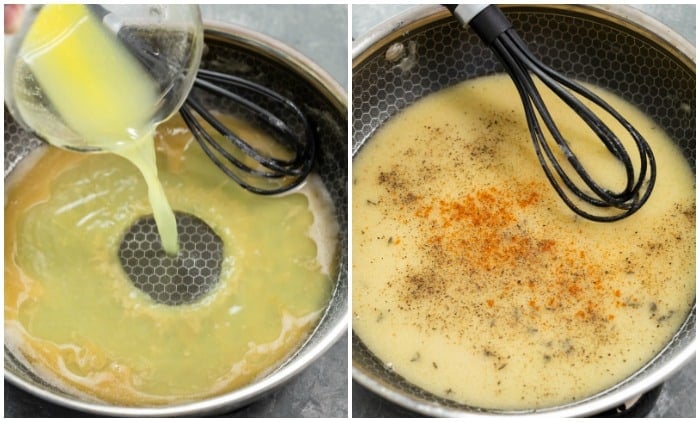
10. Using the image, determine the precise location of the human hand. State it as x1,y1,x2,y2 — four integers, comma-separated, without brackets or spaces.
5,4,25,34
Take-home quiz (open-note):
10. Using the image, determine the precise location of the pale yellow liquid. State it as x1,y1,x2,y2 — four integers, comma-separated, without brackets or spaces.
17,4,178,254
352,74,695,410
5,115,338,405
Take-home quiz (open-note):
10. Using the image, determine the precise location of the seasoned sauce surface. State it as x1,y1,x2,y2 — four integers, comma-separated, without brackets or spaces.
5,115,338,405
352,74,695,409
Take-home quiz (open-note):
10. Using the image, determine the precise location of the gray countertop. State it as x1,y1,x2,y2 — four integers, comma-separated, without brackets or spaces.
351,4,695,418
4,4,348,418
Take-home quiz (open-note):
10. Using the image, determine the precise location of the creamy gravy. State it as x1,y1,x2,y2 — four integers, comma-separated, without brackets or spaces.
5,115,338,405
352,74,695,409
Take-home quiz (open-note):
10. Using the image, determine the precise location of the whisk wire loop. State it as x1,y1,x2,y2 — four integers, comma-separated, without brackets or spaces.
449,4,657,221
192,71,313,171
509,33,647,185
186,82,296,174
494,28,656,219
180,100,279,178
179,69,317,195
496,33,633,205
195,70,306,151
489,34,610,212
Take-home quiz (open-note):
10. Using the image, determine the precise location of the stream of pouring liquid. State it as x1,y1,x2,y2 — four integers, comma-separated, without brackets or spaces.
112,137,180,255
19,4,180,254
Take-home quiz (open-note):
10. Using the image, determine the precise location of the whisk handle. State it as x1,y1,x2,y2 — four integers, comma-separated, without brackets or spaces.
445,4,512,45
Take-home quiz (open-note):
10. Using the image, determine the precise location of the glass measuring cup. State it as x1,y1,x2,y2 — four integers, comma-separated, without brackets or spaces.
4,4,204,152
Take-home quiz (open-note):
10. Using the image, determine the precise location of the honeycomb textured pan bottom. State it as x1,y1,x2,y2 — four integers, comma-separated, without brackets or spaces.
4,114,339,405
118,212,224,306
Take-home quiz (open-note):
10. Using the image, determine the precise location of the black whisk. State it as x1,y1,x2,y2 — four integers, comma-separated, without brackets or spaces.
87,5,317,195
179,69,317,195
445,4,656,222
